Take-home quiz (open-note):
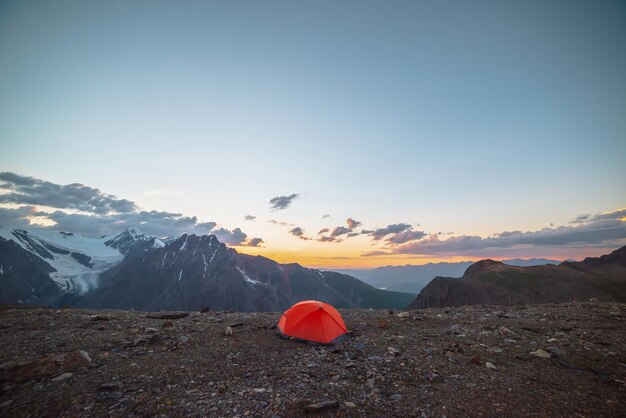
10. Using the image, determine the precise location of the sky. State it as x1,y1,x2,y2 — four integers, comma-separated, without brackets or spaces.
1,0,625,268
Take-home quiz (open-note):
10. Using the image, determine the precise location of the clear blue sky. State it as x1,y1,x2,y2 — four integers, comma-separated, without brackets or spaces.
1,0,625,267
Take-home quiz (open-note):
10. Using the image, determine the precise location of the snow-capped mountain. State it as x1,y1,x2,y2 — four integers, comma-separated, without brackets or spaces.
0,226,415,311
0,226,161,297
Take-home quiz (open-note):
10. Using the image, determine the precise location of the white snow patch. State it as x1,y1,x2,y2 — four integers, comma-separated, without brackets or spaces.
202,254,208,276
236,267,261,285
178,270,183,282
0,226,125,294
0,265,3,275
180,235,188,251
209,245,218,263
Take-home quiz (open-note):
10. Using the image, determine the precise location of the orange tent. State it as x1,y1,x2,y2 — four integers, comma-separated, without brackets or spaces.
277,300,348,344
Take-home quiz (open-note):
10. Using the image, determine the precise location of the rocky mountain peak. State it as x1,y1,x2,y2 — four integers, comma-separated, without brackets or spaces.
463,259,505,277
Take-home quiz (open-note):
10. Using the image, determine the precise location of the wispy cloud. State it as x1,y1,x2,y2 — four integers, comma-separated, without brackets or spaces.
317,228,329,234
346,218,361,229
269,194,299,210
0,172,136,214
289,226,311,240
363,208,626,257
0,172,263,245
244,215,256,221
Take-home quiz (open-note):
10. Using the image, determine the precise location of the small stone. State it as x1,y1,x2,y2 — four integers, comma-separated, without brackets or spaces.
307,362,317,368
445,350,455,358
366,378,375,390
368,355,383,362
397,312,410,318
530,349,551,359
253,388,266,393
485,362,497,370
99,381,123,392
177,335,190,344
303,400,338,412
469,356,482,365
224,327,233,336
344,401,356,408
51,372,73,382
546,346,565,357
144,327,159,334
589,298,599,302
162,321,174,328
89,315,110,322
330,375,340,382
390,394,402,401
387,347,400,356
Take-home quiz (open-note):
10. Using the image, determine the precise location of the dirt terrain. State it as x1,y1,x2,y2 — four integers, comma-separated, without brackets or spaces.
1,302,625,417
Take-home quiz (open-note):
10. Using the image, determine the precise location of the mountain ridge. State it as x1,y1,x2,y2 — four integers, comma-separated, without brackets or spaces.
0,227,413,311
408,246,626,309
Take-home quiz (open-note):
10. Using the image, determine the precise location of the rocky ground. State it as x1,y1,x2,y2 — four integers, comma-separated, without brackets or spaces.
0,302,625,417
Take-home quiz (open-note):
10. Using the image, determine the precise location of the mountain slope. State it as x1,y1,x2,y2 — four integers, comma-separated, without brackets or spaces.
78,234,413,311
334,258,562,294
408,246,626,308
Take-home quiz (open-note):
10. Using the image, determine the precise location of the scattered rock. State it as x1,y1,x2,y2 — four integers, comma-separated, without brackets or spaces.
224,327,233,336
530,349,551,359
0,350,91,382
397,312,410,318
368,355,383,362
390,394,402,401
485,362,497,370
99,381,123,392
145,312,190,320
303,400,338,412
144,327,159,334
388,347,400,356
51,372,73,382
344,401,356,408
89,315,110,322
162,321,174,328
469,356,482,365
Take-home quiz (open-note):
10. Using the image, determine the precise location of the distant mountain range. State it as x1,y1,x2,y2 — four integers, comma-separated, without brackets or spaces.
408,246,626,309
333,258,563,294
0,226,414,311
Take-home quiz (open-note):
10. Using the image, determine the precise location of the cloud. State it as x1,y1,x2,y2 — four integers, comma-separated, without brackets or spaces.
245,237,264,247
269,194,299,210
361,250,389,257
346,218,361,229
244,215,256,221
322,214,330,219
0,172,136,214
317,228,329,234
386,230,427,245
381,211,626,256
317,235,336,242
347,232,359,238
368,223,412,240
289,226,311,240
0,172,264,246
269,219,293,227
331,226,352,237
45,210,218,238
0,205,45,227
